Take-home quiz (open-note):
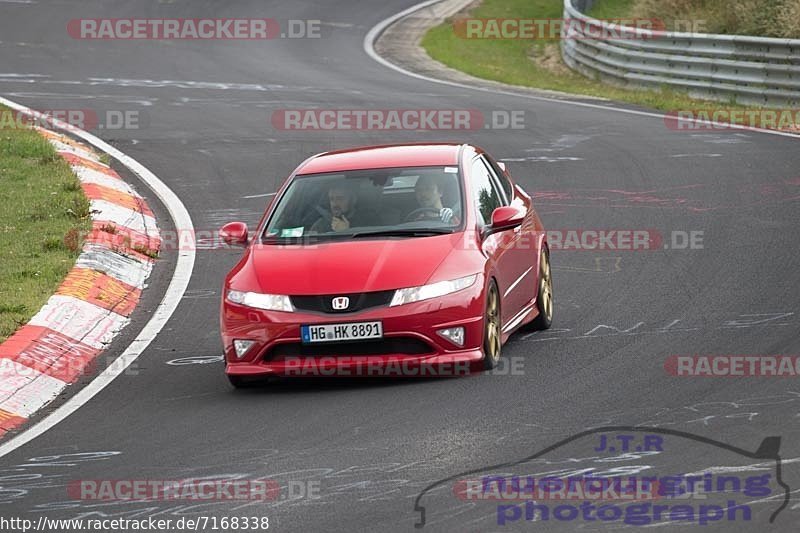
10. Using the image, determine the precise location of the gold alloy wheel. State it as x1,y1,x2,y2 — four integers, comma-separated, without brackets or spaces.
539,250,553,322
484,283,501,367
530,247,553,331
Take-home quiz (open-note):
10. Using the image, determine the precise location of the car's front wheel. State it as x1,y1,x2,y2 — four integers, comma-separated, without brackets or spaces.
482,280,502,370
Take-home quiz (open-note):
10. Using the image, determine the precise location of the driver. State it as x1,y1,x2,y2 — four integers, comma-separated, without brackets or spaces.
311,183,368,232
408,175,459,224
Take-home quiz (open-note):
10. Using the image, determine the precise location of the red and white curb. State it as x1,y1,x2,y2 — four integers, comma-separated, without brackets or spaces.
0,127,160,438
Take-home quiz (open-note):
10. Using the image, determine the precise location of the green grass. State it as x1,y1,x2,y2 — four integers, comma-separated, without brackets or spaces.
0,107,90,342
421,0,771,114
590,0,800,38
587,0,637,19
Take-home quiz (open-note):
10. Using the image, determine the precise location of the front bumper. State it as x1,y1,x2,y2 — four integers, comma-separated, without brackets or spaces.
221,281,486,377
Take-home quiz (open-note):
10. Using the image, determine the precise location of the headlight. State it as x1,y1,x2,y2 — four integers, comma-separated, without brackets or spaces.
227,290,294,312
390,274,477,307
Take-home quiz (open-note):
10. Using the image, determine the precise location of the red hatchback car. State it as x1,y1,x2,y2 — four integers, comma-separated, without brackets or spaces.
219,143,552,387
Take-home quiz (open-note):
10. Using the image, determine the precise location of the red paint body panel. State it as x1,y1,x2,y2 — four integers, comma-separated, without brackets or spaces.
228,233,480,295
298,143,461,174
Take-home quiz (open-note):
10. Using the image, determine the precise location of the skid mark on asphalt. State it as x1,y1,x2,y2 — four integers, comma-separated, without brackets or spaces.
500,156,583,163
531,177,800,212
585,391,800,431
0,75,338,95
523,132,602,152
202,208,263,227
242,192,277,199
0,91,158,105
534,188,698,210
522,312,795,342
671,153,723,158
11,452,448,517
180,289,216,300
552,257,622,274
4,395,800,523
690,133,752,144
0,451,121,505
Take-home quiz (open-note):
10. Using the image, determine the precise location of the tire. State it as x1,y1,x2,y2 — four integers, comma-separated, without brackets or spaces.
531,246,553,330
482,280,502,370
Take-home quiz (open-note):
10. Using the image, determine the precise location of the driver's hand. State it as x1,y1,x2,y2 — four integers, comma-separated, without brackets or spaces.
439,208,454,223
331,215,350,232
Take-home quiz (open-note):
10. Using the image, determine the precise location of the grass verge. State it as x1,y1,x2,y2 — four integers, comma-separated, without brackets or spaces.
591,0,800,38
421,0,774,115
0,106,90,342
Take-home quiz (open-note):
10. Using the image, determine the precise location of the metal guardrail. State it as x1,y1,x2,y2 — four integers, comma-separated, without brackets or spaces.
561,0,800,107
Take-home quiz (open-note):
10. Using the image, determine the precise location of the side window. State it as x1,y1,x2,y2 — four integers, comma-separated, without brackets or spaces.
482,155,513,202
470,158,503,226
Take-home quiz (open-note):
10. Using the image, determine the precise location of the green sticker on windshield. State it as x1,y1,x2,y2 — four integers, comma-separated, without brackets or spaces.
280,227,304,237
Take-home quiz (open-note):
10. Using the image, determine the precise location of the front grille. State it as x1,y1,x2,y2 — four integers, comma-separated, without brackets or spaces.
290,290,395,314
266,337,433,360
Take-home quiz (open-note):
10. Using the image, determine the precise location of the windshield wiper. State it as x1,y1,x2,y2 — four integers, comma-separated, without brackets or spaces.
351,229,454,239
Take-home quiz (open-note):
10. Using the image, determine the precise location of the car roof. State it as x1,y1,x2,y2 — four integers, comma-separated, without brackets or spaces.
297,143,465,174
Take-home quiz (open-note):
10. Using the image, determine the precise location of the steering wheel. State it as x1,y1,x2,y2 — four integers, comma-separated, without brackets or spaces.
404,207,442,222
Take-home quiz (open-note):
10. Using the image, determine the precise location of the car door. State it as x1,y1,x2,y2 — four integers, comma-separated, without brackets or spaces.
469,156,529,328
481,155,538,325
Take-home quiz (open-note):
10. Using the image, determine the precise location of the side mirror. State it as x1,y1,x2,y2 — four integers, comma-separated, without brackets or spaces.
485,206,524,236
497,161,507,172
220,222,249,246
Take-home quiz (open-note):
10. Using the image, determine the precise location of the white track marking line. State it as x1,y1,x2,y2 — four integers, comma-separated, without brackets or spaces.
0,96,195,458
363,0,800,140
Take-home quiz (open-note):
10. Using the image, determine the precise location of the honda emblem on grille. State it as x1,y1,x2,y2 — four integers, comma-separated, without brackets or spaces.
332,296,349,310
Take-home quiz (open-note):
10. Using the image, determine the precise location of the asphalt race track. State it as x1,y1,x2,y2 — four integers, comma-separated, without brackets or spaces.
1,1,800,532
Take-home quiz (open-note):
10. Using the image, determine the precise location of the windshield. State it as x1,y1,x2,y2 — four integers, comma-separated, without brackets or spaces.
262,166,463,242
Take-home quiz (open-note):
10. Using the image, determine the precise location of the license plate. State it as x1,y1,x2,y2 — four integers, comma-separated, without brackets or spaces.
301,321,383,343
